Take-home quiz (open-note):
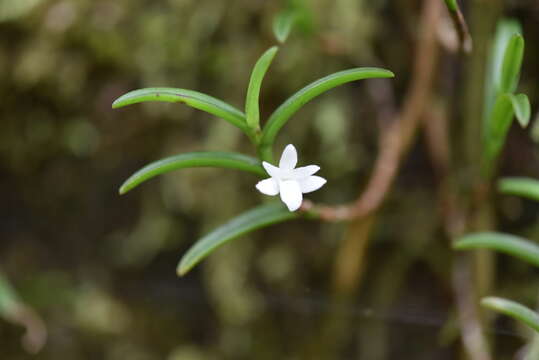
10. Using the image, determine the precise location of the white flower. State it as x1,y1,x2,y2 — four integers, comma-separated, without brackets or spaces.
256,144,327,211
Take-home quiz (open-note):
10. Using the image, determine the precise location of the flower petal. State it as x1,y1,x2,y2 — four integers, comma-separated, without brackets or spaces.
255,178,279,196
299,176,327,193
291,165,320,179
279,144,297,170
262,161,282,178
279,180,303,211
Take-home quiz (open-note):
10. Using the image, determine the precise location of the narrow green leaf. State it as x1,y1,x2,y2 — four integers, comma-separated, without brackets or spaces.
112,88,248,132
509,93,531,127
273,11,297,43
260,68,394,149
484,93,514,165
498,177,539,202
120,152,266,195
444,0,458,12
490,94,515,139
0,272,20,317
500,34,524,94
481,297,539,333
484,19,522,121
454,232,539,267
484,92,530,166
0,0,44,22
491,20,522,92
245,47,279,130
178,203,298,275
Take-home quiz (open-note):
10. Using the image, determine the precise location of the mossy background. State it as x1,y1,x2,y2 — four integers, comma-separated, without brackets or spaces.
1,0,538,359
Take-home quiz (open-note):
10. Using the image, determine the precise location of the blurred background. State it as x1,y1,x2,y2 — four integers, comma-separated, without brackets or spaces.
1,0,539,359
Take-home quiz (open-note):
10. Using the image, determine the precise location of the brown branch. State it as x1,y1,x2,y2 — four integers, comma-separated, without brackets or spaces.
424,105,492,360
446,1,473,53
303,0,442,222
452,255,492,360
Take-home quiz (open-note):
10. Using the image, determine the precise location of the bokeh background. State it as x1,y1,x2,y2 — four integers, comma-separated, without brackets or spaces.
1,0,539,359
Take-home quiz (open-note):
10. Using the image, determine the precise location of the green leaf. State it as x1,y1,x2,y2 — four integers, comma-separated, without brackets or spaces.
484,19,522,120
500,34,524,94
119,152,266,195
273,11,297,43
454,232,539,267
509,93,531,127
481,297,539,333
260,68,394,151
112,88,248,132
178,202,298,275
490,20,522,93
484,92,530,167
444,0,458,12
484,93,514,166
0,272,20,316
245,47,279,131
498,177,539,202
0,0,44,22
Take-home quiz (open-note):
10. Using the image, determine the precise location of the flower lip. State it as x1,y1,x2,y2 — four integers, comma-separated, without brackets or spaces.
255,144,326,211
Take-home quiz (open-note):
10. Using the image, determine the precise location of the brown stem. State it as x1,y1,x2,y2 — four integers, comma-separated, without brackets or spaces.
302,0,442,223
309,3,443,359
446,1,473,53
452,255,491,360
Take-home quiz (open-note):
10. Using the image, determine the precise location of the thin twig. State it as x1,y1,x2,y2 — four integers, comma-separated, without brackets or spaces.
444,0,473,53
453,255,492,360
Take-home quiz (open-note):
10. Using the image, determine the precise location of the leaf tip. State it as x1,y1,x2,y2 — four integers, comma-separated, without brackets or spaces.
480,297,499,308
118,184,130,195
111,99,125,109
111,95,126,109
176,261,190,277
452,239,467,250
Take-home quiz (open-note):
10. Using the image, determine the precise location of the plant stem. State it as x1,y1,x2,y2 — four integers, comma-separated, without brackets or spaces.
443,0,473,53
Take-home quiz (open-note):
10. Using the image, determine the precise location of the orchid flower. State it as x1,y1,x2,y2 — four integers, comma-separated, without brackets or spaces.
256,144,327,211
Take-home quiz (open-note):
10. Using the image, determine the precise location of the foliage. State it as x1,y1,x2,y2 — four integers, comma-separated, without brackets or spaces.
482,20,530,175
113,26,394,274
1,1,539,358
454,18,539,345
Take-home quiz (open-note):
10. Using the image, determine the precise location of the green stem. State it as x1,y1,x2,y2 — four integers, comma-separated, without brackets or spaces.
257,143,274,163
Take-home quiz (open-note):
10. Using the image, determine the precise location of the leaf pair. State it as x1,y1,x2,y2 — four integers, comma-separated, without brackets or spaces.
484,93,530,163
483,20,530,174
112,46,278,143
454,232,539,333
114,65,393,194
454,177,539,333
